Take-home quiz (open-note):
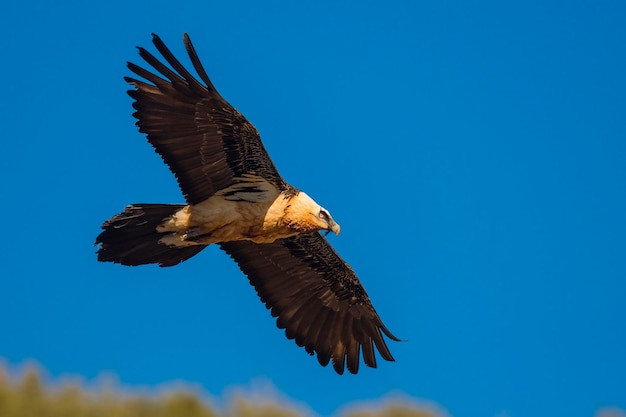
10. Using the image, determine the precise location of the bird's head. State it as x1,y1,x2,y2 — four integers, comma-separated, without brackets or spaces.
285,192,341,236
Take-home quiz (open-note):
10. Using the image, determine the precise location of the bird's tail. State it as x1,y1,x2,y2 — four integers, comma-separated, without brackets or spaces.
96,204,206,267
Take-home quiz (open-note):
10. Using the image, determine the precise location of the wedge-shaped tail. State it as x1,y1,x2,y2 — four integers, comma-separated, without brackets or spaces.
96,204,206,267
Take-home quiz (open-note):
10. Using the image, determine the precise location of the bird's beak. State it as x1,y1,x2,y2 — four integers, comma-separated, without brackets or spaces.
326,220,341,236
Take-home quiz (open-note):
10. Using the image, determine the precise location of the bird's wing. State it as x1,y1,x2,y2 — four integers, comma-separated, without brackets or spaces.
125,33,287,205
220,232,400,374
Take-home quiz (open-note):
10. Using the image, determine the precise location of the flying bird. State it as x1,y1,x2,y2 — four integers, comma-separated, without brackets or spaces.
95,33,399,374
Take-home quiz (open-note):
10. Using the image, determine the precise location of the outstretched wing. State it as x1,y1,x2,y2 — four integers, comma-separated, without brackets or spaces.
220,233,400,375
125,33,287,205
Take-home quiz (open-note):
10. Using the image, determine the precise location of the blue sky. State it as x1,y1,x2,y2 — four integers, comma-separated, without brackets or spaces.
1,1,625,416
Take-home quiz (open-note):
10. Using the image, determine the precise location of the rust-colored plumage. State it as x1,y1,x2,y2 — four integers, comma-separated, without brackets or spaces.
95,33,400,374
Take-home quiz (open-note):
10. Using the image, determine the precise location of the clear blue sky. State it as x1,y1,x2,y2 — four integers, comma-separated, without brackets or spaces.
1,1,624,416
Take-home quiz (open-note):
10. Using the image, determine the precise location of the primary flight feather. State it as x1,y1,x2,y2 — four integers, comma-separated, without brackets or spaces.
95,33,399,374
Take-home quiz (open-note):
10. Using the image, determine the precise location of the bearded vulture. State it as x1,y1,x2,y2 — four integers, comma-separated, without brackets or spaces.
95,33,399,374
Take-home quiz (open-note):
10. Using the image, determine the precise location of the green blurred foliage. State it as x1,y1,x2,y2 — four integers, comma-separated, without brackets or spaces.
0,361,443,417
2,361,623,417
345,404,439,417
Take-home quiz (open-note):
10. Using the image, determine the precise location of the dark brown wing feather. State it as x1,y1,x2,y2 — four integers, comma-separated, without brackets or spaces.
220,233,400,375
126,33,287,204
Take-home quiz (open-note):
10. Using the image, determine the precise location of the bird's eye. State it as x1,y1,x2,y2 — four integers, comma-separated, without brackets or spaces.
319,210,328,219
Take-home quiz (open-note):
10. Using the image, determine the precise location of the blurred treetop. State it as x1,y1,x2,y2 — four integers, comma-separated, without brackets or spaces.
0,361,442,417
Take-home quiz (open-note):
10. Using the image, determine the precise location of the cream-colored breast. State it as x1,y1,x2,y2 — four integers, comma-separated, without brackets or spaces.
157,181,298,246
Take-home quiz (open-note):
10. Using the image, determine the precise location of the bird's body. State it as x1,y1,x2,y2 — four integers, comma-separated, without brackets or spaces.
96,33,399,374
156,178,338,246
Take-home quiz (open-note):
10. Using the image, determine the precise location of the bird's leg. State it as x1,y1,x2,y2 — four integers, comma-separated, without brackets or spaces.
182,227,210,242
